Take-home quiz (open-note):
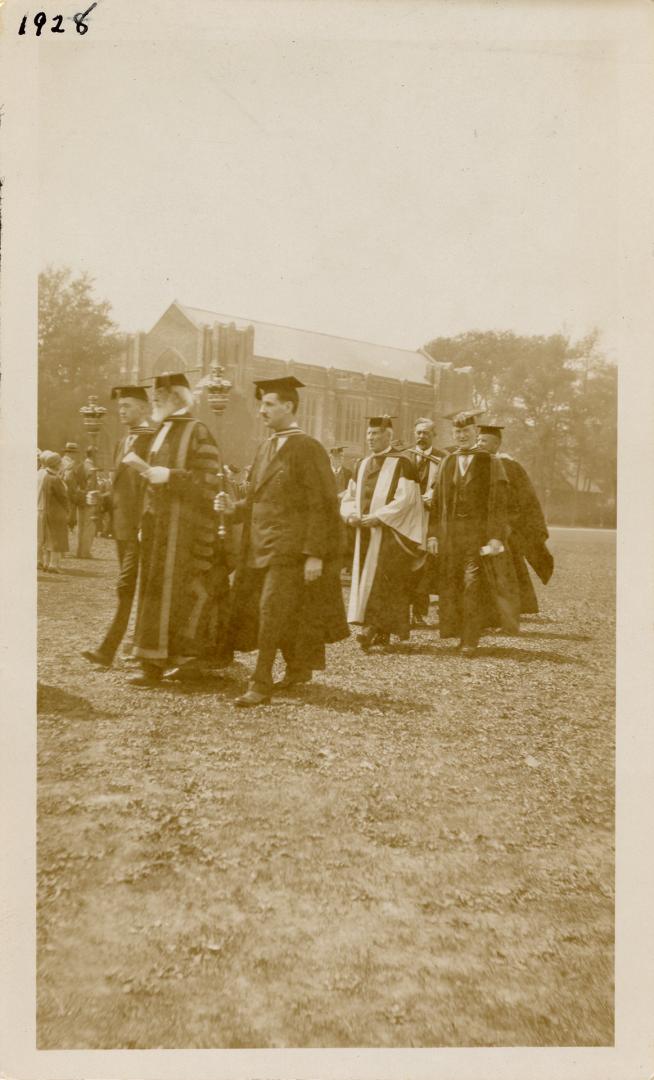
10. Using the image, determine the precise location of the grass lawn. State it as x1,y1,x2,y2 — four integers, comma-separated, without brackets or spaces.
37,527,615,1048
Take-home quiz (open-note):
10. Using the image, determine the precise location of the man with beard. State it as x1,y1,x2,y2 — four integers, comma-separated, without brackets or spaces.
428,411,519,656
475,422,553,612
81,385,154,669
341,415,424,651
127,372,226,687
215,376,349,707
407,417,445,626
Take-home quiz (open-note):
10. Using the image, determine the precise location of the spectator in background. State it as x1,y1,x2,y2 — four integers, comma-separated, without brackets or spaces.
37,451,49,570
77,445,99,558
39,452,69,574
329,446,353,496
60,442,88,558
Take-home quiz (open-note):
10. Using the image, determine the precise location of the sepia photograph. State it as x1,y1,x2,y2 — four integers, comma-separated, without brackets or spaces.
2,0,653,1076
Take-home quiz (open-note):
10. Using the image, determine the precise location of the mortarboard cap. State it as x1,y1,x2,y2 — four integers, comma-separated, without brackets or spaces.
153,372,190,390
478,420,504,436
63,441,80,452
367,414,396,429
445,410,483,429
329,445,347,453
111,385,149,402
254,375,305,400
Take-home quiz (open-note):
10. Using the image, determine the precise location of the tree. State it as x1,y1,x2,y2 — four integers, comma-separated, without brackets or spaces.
38,267,123,456
423,329,617,523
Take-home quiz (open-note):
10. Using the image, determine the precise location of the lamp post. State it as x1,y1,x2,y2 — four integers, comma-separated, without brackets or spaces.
79,395,107,528
195,365,233,538
79,394,107,467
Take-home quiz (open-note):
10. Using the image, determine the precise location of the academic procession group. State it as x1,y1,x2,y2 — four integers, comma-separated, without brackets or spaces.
51,372,553,707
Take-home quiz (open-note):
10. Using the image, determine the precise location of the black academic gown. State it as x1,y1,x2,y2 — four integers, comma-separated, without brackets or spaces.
431,449,520,644
502,454,553,612
227,431,349,677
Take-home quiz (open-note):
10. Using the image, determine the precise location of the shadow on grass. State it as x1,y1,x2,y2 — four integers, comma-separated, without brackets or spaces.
519,629,592,643
157,674,237,696
37,682,114,720
477,646,584,665
387,643,456,657
279,684,432,715
39,566,103,580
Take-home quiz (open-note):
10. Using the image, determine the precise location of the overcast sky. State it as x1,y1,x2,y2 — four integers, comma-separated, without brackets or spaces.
39,6,620,356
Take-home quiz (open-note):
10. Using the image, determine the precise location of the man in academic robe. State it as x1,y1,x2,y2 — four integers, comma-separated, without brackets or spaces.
476,422,553,613
340,415,425,650
407,417,445,626
216,376,349,707
329,446,353,496
428,411,520,656
127,372,226,687
81,385,154,669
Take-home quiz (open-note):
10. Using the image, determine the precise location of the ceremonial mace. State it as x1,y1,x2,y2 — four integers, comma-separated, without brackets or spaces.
402,444,444,467
79,394,107,523
195,364,233,538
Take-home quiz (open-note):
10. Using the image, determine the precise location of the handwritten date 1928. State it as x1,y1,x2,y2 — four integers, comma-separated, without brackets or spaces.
18,4,96,35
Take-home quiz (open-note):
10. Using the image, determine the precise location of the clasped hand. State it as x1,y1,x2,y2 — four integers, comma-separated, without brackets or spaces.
304,556,323,583
214,492,235,515
143,466,170,485
483,537,503,555
348,513,380,528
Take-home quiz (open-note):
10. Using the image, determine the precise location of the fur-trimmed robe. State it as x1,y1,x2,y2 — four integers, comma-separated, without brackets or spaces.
132,413,228,664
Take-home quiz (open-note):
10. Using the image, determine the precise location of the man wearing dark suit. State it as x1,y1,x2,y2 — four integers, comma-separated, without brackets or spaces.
216,376,349,706
329,446,353,495
329,445,354,572
61,441,88,553
81,386,154,668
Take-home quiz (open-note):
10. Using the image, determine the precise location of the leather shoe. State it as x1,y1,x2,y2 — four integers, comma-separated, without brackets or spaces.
126,669,163,687
235,689,271,707
81,648,112,670
164,661,203,682
272,672,312,694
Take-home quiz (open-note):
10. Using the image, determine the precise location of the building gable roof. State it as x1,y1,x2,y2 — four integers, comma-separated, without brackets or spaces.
175,302,434,385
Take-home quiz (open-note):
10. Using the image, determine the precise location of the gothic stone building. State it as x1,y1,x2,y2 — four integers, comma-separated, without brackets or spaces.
118,301,473,466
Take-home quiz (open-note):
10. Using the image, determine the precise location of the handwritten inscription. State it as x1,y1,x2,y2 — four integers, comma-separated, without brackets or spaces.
18,3,96,35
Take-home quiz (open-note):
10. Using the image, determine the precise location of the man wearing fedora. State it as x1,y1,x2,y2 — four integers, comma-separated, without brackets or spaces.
61,441,88,557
